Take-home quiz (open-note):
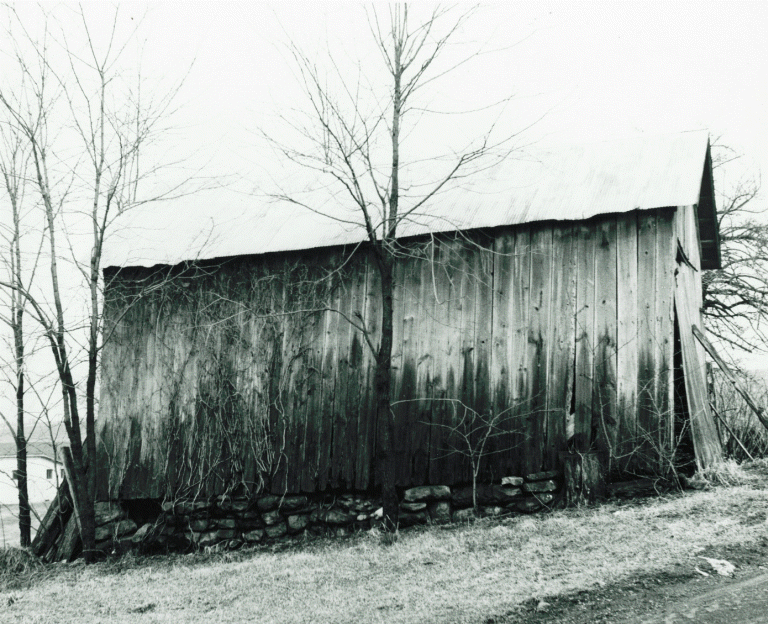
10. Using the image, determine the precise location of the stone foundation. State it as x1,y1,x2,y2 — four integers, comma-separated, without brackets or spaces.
94,472,563,554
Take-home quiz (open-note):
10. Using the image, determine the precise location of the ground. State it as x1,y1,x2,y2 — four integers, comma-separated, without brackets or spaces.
504,543,768,623
2,461,768,623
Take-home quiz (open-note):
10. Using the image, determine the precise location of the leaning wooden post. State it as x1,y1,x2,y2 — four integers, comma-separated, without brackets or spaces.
559,451,606,506
60,446,84,536
692,325,768,431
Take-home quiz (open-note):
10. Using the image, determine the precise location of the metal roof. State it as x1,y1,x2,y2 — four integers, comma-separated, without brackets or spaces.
104,130,714,269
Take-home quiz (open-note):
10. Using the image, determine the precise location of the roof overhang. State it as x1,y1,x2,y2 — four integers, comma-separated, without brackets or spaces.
104,130,720,270
697,142,721,270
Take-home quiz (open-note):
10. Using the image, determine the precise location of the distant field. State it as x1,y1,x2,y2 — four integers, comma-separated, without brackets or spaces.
0,503,49,548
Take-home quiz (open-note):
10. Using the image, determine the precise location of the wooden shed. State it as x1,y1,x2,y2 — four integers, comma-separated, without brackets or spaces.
96,131,722,502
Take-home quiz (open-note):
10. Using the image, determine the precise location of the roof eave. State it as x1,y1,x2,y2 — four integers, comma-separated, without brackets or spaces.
698,141,721,270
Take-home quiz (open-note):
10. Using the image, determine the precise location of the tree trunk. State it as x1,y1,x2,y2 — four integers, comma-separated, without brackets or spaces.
15,307,31,547
375,252,399,530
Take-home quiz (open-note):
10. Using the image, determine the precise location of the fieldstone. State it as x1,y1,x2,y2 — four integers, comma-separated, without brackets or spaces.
94,502,125,527
403,485,451,502
239,518,265,531
262,510,282,526
523,480,558,493
501,476,524,487
499,487,523,500
176,500,211,515
280,495,309,512
160,524,175,536
113,537,135,554
399,511,429,527
453,508,477,523
516,499,542,513
239,511,261,520
452,484,521,507
188,519,210,532
95,519,137,542
265,522,287,539
525,470,561,482
338,494,357,508
216,496,250,512
480,506,507,517
287,514,309,532
230,499,251,513
243,529,265,543
163,514,182,526
356,514,367,522
212,518,237,529
196,531,221,548
531,493,555,505
334,526,349,538
321,509,354,525
428,501,452,524
257,495,281,512
131,523,154,544
400,501,427,512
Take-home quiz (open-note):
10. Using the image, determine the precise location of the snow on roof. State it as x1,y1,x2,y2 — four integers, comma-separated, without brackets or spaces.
104,130,712,269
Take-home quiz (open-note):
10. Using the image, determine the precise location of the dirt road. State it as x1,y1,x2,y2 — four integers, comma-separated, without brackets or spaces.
631,572,768,623
499,541,768,624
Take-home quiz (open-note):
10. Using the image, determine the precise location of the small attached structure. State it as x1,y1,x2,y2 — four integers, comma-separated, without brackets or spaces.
96,130,722,502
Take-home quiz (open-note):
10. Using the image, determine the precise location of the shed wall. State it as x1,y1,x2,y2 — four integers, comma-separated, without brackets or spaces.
96,209,678,500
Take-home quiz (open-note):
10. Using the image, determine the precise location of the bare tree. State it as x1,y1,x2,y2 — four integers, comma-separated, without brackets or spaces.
702,145,767,353
0,109,35,546
266,5,523,529
0,5,189,561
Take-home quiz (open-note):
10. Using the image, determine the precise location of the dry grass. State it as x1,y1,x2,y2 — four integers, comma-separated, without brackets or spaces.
711,369,768,460
0,548,44,591
2,476,768,624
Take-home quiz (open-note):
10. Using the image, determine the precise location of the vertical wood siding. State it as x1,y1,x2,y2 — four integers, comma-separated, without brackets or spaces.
97,210,682,499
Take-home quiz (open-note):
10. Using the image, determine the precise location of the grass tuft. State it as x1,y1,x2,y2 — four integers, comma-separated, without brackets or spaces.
699,458,752,487
0,547,44,590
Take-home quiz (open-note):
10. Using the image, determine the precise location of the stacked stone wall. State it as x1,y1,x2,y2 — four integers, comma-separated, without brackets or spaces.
93,472,562,555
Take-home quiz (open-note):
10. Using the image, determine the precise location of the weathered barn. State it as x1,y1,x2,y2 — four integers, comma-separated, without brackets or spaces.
96,131,722,502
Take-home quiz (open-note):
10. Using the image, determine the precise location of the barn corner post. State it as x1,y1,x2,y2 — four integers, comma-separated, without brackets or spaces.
673,196,724,473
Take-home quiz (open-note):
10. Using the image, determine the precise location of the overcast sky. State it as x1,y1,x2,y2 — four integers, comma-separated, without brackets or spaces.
127,1,768,194
1,0,767,386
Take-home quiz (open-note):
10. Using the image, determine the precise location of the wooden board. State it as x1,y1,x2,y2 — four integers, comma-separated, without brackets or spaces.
574,223,596,451
636,212,658,468
526,225,553,473
593,218,618,460
473,237,495,477
491,232,514,475
615,212,639,468
357,255,381,490
427,237,460,484
673,207,723,470
655,212,676,457
510,228,532,476
546,224,577,467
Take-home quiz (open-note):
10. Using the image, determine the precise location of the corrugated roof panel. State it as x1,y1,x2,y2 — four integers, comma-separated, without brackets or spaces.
104,130,711,268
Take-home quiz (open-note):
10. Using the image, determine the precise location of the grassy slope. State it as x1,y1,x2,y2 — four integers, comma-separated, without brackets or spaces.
2,474,768,624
